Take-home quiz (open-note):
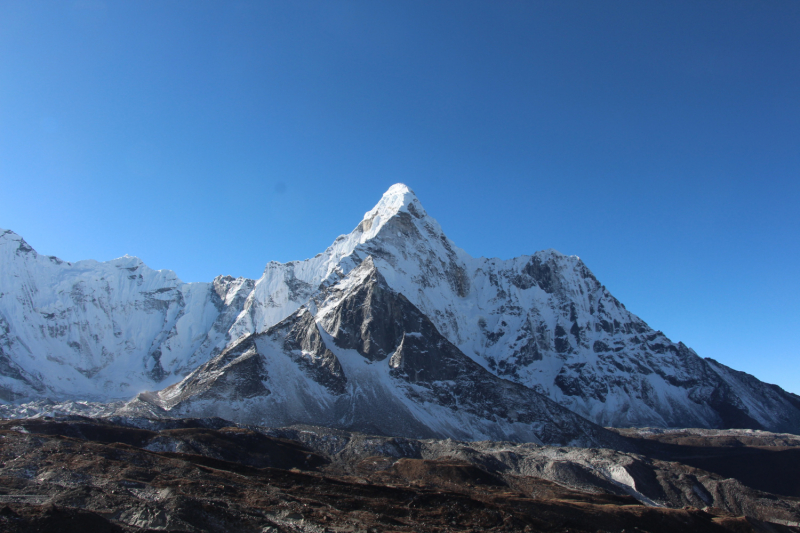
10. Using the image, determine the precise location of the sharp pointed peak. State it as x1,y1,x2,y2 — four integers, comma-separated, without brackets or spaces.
363,183,427,222
384,182,415,197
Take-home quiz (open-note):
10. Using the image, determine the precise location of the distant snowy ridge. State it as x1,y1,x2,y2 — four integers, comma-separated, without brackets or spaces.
0,228,244,400
1,184,799,437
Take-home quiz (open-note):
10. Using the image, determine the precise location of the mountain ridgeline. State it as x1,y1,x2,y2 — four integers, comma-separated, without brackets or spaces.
1,184,799,444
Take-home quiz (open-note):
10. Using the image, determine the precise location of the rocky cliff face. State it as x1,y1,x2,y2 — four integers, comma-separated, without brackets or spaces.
124,259,627,447
1,184,799,437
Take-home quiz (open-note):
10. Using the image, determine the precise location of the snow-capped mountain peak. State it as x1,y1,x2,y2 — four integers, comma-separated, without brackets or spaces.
361,183,425,224
2,186,800,437
1,229,43,260
354,183,442,246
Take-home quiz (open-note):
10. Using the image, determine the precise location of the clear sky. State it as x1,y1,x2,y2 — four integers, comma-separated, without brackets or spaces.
1,1,798,394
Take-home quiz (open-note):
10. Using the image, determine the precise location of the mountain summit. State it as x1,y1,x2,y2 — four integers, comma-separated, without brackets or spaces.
1,186,799,439
361,183,428,226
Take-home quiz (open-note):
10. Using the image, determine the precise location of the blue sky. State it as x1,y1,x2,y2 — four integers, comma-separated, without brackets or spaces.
1,1,798,393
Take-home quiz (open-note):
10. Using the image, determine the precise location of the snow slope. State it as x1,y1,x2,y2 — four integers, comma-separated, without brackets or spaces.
2,185,799,434
203,184,800,431
0,229,246,399
124,258,628,448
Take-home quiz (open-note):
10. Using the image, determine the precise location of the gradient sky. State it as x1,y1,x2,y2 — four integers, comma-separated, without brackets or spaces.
1,1,798,393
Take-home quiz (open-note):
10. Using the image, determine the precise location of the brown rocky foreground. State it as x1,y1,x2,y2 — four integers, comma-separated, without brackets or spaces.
0,417,798,533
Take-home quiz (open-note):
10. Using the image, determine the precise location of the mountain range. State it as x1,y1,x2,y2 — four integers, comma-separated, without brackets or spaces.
2,184,798,444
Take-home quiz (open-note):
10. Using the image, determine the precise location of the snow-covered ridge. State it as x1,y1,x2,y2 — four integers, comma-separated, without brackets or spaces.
2,184,799,435
0,228,237,400
122,256,629,448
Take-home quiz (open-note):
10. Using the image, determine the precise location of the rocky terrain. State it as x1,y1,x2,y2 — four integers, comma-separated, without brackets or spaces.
0,416,798,533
